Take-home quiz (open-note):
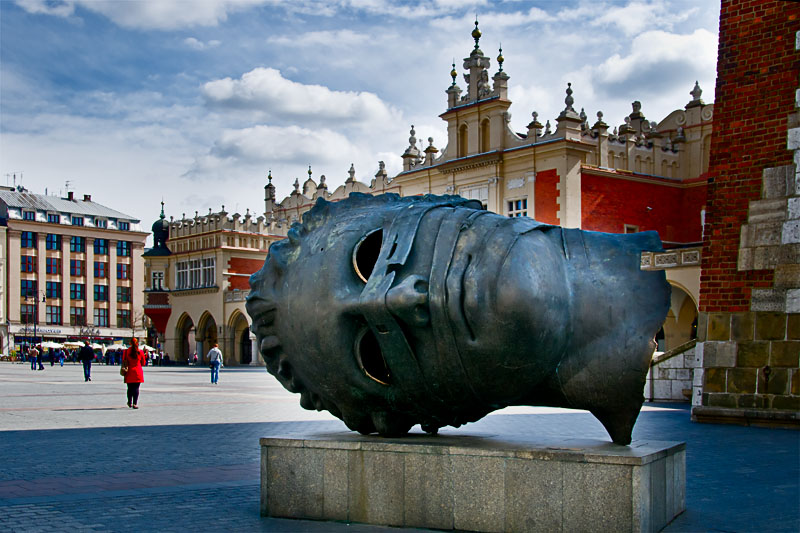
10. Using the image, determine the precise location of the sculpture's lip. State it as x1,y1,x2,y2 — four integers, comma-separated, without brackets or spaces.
245,297,275,337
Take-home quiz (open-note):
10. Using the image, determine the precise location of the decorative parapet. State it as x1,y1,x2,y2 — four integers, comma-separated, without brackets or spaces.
641,247,701,270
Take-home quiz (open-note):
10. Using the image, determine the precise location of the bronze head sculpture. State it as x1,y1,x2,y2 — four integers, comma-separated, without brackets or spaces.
246,193,670,445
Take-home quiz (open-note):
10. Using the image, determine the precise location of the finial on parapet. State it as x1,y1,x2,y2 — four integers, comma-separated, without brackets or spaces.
472,17,481,51
308,165,312,178
565,83,575,112
347,163,356,183
293,177,300,193
160,200,165,219
451,60,457,87
497,44,504,72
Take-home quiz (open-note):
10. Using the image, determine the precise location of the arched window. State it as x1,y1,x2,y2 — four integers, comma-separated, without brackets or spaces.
459,124,468,158
480,119,490,153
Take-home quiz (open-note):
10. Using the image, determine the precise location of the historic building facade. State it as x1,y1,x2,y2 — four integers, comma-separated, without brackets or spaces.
145,22,713,366
142,204,274,365
0,187,147,353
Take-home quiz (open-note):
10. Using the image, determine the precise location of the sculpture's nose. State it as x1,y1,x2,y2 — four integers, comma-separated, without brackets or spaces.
386,275,430,327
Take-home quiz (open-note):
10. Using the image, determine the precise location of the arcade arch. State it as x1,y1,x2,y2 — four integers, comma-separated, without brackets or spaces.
661,282,698,351
175,313,195,365
228,311,253,366
196,312,219,364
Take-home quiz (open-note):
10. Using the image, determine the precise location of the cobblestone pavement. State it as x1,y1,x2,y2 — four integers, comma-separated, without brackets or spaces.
0,362,797,532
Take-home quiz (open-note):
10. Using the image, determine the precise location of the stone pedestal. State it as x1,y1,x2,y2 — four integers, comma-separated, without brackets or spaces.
260,431,685,532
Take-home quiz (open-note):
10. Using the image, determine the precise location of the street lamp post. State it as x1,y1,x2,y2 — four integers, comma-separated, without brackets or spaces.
26,291,46,346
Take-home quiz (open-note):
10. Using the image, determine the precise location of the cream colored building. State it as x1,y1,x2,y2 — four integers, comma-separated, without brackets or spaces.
145,23,710,362
0,187,147,352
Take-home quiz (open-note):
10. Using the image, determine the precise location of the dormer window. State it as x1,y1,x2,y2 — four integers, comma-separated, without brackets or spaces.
119,221,130,231
95,218,107,228
23,211,35,221
71,216,84,226
47,214,60,224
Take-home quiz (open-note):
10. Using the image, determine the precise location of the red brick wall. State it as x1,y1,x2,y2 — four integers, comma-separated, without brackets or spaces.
701,0,800,312
534,168,560,224
227,257,265,290
581,170,707,244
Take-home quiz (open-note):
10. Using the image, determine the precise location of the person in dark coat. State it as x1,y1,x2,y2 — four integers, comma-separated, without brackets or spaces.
79,341,94,382
122,338,147,409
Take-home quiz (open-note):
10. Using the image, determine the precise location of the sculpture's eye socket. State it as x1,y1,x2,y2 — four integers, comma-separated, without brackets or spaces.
353,228,383,283
355,327,390,385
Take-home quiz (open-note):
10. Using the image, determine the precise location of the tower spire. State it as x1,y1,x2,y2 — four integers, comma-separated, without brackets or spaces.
472,16,481,51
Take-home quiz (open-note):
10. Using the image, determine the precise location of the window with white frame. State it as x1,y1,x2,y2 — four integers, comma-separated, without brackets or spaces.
189,259,201,288
507,198,528,218
176,261,188,289
202,258,215,287
459,184,489,208
152,271,164,290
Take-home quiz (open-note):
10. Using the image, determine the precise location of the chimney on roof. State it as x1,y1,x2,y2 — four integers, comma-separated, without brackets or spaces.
83,194,91,202
68,192,74,201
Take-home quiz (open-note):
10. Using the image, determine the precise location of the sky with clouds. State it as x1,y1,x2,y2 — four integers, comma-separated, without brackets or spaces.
1,0,720,239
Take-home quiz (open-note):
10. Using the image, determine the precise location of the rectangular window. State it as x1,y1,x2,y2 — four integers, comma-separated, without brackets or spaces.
94,218,107,228
46,234,61,250
507,198,528,218
459,185,489,208
117,263,129,280
70,307,86,326
94,261,107,279
21,231,36,248
189,259,201,288
46,305,62,325
119,221,130,231
117,309,131,329
117,240,131,257
93,238,108,255
46,257,61,274
70,283,85,300
47,214,60,224
23,210,35,221
624,224,640,234
70,259,85,276
93,308,108,327
70,236,85,253
71,216,84,226
20,304,35,324
94,285,108,302
117,286,131,303
202,258,215,287
176,261,188,289
21,255,35,273
152,271,164,290
21,279,37,298
46,281,61,299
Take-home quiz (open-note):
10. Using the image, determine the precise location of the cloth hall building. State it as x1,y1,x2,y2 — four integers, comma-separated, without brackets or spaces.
143,23,711,373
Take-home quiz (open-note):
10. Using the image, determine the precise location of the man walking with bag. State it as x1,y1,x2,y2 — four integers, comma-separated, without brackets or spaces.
207,342,223,384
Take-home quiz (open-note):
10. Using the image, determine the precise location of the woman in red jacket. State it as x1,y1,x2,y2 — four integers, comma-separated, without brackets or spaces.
122,338,147,409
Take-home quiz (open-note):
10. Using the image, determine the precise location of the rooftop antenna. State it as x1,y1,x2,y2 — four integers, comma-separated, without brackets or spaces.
65,180,72,195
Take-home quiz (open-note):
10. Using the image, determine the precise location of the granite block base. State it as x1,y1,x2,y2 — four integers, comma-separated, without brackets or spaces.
260,430,685,533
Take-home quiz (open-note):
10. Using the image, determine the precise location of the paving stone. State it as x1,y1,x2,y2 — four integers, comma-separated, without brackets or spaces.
0,364,797,533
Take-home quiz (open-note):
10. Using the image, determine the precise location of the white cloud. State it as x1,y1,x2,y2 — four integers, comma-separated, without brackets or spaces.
582,29,717,95
187,125,359,176
202,67,401,126
14,0,75,17
15,0,268,30
588,1,698,37
267,29,368,48
183,37,221,50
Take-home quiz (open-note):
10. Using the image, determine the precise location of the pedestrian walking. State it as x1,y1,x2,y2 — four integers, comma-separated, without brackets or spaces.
207,342,223,384
122,338,147,409
79,341,94,381
36,345,44,370
28,345,38,371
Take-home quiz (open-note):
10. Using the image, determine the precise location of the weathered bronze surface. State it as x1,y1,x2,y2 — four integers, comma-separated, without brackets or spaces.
246,193,670,445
